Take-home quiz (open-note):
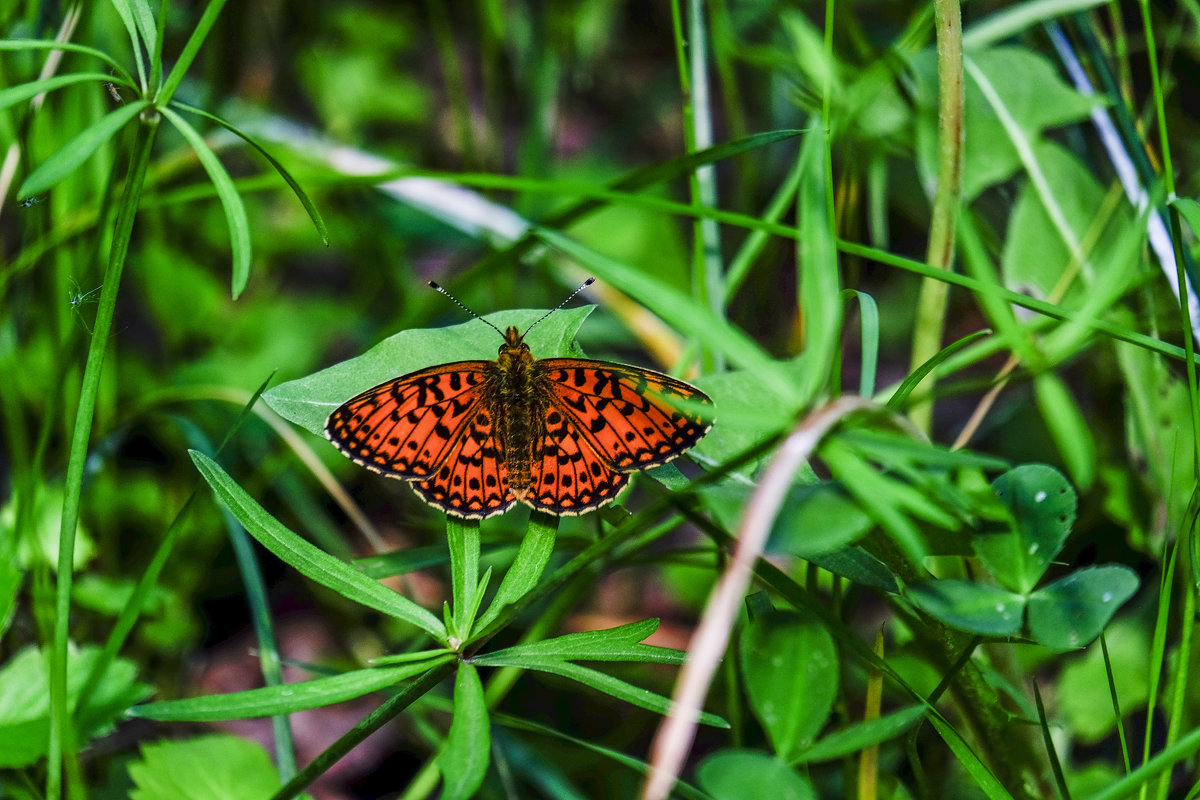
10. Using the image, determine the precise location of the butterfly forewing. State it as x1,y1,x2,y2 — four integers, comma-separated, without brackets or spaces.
541,360,713,471
325,362,491,479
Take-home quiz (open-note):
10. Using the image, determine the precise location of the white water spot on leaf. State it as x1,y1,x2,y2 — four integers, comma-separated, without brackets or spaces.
1035,491,1048,502
1029,543,1039,555
1101,592,1113,602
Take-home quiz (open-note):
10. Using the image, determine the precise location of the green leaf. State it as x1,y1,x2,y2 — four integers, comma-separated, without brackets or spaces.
534,228,795,403
795,124,841,407
1026,565,1139,650
168,101,330,244
159,0,232,104
974,464,1076,594
128,736,279,800
739,612,837,761
0,72,131,113
436,663,490,800
447,517,481,642
906,579,1026,637
1171,196,1200,241
18,100,150,198
914,49,1097,201
697,750,815,800
190,451,445,639
473,619,683,665
791,705,927,763
108,0,148,87
804,547,899,594
475,513,558,635
963,0,1113,50
0,41,134,83
354,541,512,578
1034,373,1097,490
768,481,875,556
160,106,252,298
128,658,452,721
480,658,726,727
0,645,148,768
263,305,594,435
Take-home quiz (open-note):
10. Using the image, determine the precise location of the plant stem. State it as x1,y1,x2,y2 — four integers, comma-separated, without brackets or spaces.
48,110,160,800
908,0,964,433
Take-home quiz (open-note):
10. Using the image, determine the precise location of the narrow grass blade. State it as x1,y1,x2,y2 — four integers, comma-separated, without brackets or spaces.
1032,680,1071,798
129,657,453,721
474,619,680,664
18,100,149,198
160,106,252,298
0,46,130,84
886,330,992,410
168,101,329,244
0,72,130,113
108,0,148,88
189,451,445,639
843,290,880,397
159,0,232,104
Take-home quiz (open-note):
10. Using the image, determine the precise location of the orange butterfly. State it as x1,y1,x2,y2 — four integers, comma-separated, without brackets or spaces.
325,280,714,519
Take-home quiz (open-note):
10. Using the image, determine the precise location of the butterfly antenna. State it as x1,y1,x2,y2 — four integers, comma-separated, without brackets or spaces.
522,277,596,337
428,281,506,338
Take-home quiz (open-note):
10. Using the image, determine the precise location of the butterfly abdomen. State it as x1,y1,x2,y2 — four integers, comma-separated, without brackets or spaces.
489,334,551,500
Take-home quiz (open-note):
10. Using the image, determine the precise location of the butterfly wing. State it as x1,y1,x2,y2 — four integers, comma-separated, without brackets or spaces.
410,406,514,519
523,404,629,515
540,360,713,471
325,362,492,480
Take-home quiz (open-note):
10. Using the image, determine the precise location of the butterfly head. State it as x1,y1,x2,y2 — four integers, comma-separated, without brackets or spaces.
497,326,534,367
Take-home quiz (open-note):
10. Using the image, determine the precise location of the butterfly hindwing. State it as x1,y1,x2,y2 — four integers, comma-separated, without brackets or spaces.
525,404,629,515
541,360,712,472
325,362,491,479
410,405,513,519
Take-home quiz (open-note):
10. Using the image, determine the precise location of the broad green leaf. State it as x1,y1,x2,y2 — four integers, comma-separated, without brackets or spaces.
475,514,558,635
913,48,1097,201
160,107,252,298
169,101,330,244
128,658,452,721
0,645,148,768
0,72,130,113
1026,565,1139,650
906,579,1026,637
1034,373,1097,491
791,705,927,763
263,305,594,435
1001,142,1136,305
974,464,1076,594
739,612,837,761
767,482,874,557
1058,618,1150,743
190,451,445,638
128,736,279,800
436,663,490,800
18,100,150,198
697,750,815,800
473,619,683,665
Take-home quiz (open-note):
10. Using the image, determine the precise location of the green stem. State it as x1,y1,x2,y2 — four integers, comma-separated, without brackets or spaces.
47,110,160,800
908,0,964,433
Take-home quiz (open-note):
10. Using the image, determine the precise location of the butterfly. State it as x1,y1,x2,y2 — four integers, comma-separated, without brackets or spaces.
324,280,714,519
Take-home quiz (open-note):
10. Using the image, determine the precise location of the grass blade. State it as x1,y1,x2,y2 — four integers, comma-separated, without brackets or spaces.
159,106,252,298
19,100,149,198
159,0,232,104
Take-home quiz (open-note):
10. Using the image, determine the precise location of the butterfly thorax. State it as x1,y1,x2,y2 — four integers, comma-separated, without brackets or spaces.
486,326,551,500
